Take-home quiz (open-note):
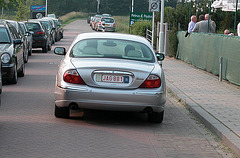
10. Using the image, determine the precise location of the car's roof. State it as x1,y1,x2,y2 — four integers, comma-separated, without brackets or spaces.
75,32,150,46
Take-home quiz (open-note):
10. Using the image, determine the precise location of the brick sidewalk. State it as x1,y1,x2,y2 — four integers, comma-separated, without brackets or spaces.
163,57,240,157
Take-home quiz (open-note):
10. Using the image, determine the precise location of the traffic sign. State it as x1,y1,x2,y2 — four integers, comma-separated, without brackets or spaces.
31,5,46,11
149,0,160,12
129,12,153,26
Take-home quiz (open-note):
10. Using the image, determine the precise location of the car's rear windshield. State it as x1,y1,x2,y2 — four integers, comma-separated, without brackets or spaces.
41,21,51,30
0,27,10,43
102,18,114,23
70,39,155,63
25,23,40,31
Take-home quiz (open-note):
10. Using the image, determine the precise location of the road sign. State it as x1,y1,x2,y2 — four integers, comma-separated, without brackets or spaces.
31,5,46,11
129,12,152,26
149,0,160,12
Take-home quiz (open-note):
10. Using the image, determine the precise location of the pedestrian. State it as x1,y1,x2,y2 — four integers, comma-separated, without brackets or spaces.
224,29,234,36
192,14,214,33
185,15,197,37
205,14,216,33
237,22,240,36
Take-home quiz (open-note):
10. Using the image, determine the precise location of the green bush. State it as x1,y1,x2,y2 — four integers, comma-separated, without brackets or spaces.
168,29,178,57
130,21,152,37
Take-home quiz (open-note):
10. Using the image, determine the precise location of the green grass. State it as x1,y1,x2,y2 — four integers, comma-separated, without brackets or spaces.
60,12,88,25
113,16,130,34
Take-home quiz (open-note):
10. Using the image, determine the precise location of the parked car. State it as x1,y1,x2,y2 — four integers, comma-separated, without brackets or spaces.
25,20,51,53
31,18,56,45
6,20,28,63
19,21,33,56
91,17,101,30
102,13,111,17
96,17,115,32
41,17,59,42
53,32,166,123
47,14,58,19
0,20,25,84
52,18,63,41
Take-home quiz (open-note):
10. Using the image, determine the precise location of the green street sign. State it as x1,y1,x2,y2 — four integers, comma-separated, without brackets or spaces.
129,12,153,26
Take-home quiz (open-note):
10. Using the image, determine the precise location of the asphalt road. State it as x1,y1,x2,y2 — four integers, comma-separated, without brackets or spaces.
0,20,236,158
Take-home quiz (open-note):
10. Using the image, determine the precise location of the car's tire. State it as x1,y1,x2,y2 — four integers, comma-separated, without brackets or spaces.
55,105,70,118
148,111,164,123
42,44,48,53
7,62,17,84
28,47,32,56
18,62,25,77
24,51,28,63
48,43,51,51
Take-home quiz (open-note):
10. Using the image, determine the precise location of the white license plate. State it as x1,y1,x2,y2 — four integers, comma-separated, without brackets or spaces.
101,75,129,83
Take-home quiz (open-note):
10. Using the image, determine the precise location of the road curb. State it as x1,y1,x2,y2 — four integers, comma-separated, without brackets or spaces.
166,79,240,157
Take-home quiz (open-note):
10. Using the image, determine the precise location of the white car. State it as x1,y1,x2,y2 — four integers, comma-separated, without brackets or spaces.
54,32,166,123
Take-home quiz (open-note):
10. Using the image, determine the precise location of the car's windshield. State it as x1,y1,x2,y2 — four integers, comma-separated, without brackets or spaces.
70,39,155,63
0,27,10,43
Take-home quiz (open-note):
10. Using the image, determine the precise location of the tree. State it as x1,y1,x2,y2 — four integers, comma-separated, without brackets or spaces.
14,0,28,21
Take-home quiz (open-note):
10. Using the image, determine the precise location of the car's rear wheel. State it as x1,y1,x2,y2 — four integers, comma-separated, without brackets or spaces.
7,62,17,84
42,44,48,53
55,105,70,118
148,111,164,123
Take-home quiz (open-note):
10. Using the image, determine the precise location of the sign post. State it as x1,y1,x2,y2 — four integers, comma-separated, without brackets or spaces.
149,0,160,48
31,5,46,19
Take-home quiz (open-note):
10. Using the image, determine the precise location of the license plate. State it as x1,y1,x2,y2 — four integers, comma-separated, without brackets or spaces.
101,75,129,83
105,24,110,26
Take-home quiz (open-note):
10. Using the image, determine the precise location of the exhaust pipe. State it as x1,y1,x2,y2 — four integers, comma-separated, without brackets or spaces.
144,107,153,114
69,103,78,110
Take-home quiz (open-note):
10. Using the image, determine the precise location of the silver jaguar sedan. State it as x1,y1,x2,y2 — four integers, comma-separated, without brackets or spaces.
54,32,166,123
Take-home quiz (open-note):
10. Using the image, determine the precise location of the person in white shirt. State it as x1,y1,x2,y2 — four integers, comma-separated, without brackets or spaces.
185,15,197,37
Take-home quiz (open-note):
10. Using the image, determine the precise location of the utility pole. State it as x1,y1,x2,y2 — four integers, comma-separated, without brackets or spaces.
97,0,100,13
159,0,165,53
45,0,48,16
132,0,134,12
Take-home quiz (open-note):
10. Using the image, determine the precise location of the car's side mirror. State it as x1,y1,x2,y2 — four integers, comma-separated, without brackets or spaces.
54,47,66,55
156,53,165,61
13,39,23,45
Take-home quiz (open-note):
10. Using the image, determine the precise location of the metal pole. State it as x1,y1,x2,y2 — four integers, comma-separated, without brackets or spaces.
152,12,155,48
234,0,238,35
164,23,168,55
159,0,165,53
208,0,212,33
219,57,223,81
97,0,100,13
45,0,47,16
132,0,134,12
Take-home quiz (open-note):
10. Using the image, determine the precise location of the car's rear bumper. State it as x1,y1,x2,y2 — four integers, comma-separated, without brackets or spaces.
32,37,47,48
55,85,166,113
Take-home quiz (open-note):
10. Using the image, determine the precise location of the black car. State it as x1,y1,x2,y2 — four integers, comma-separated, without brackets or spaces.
25,21,51,53
6,20,29,63
19,22,33,56
0,20,25,84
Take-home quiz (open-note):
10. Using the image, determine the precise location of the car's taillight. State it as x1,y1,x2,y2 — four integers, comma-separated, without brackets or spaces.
63,69,86,85
139,75,161,88
99,21,101,25
36,31,44,35
113,23,115,27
